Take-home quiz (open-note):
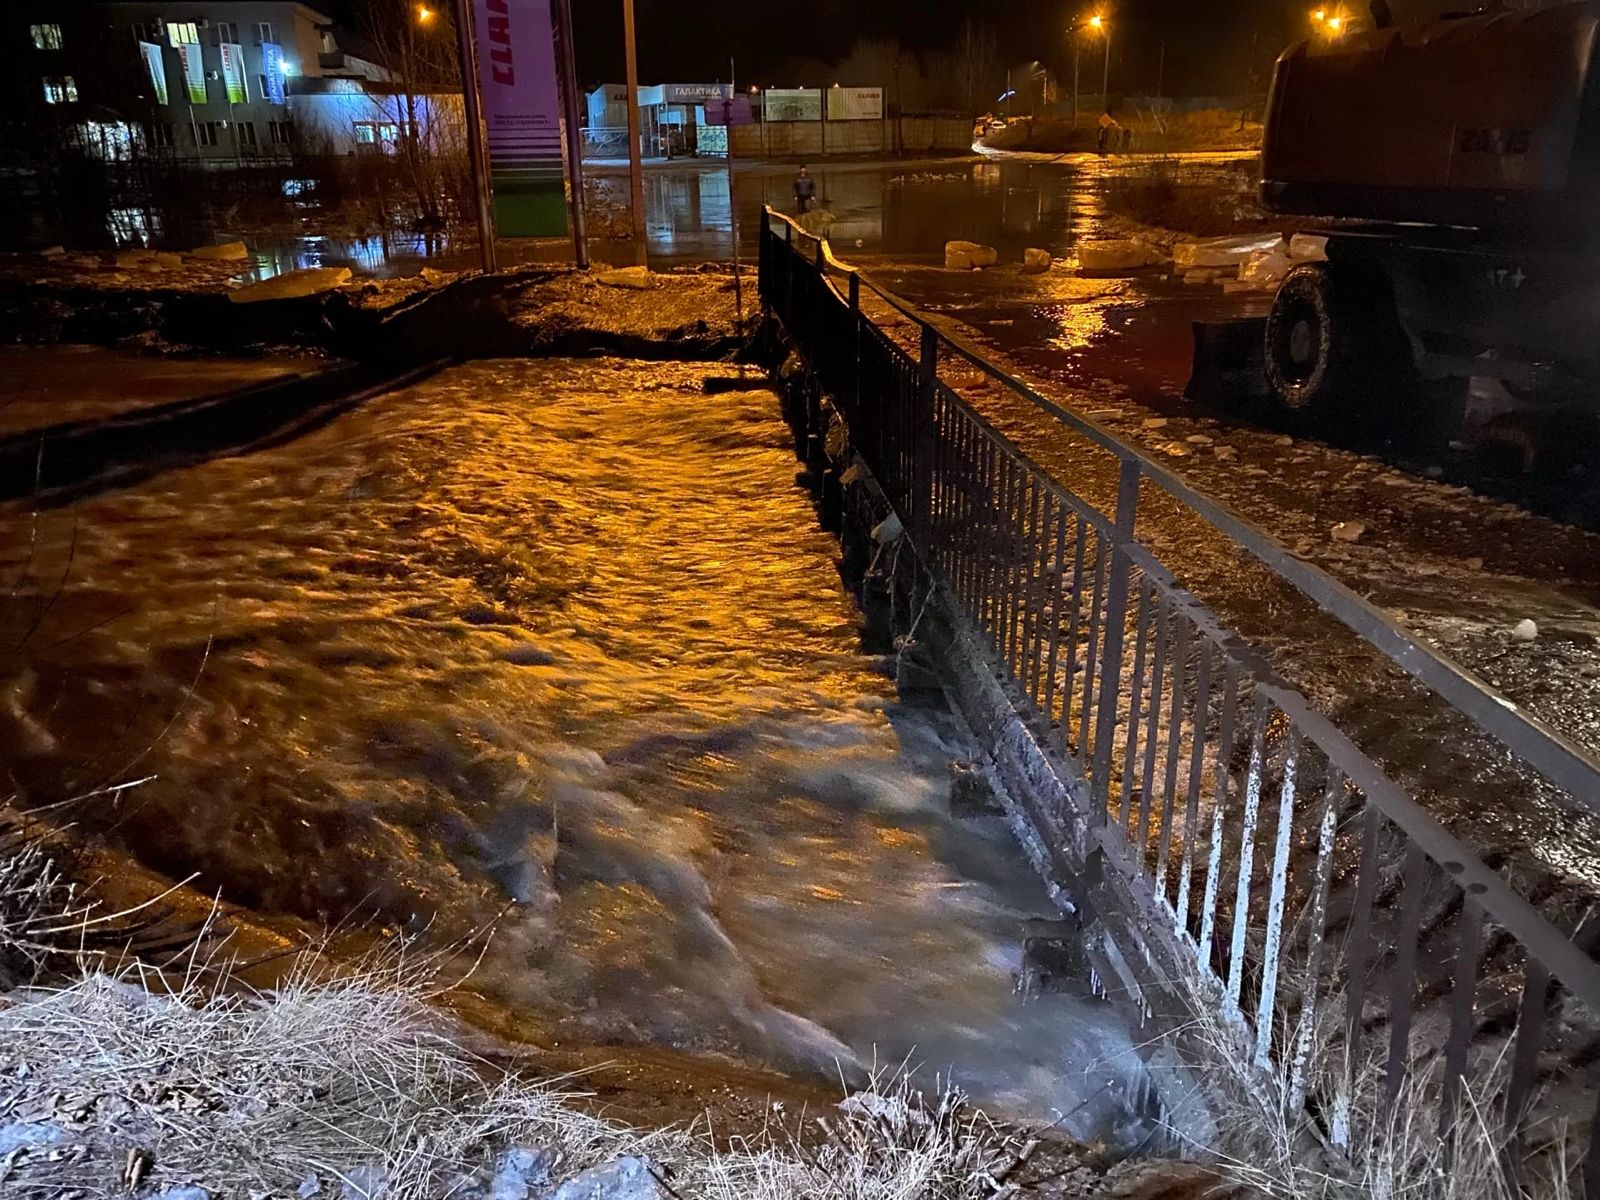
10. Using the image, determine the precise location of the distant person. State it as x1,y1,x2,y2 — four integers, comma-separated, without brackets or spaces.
1097,110,1116,156
793,165,817,214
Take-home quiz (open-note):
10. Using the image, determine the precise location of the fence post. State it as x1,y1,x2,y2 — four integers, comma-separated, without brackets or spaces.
915,323,938,554
1090,456,1141,814
816,238,826,271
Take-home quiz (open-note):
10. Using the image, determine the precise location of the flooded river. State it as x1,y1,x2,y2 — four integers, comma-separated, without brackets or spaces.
0,355,1146,1139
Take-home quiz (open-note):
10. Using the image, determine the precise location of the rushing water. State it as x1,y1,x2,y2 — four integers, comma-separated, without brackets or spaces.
0,356,1148,1140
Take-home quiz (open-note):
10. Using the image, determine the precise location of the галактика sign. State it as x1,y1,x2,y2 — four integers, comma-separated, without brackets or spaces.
472,0,567,238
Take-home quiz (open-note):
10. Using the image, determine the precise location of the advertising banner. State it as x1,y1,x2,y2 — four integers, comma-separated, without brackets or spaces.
262,42,286,106
138,41,169,106
175,40,207,104
826,87,883,121
220,43,249,103
702,95,754,126
471,0,567,237
763,89,822,122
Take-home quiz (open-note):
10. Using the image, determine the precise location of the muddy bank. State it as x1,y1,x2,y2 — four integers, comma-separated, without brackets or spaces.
0,256,746,363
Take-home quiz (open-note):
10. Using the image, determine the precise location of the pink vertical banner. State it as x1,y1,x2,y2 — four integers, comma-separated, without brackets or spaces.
471,0,568,236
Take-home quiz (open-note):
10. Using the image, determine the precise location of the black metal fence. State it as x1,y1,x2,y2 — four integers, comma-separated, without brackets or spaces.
760,206,1600,1191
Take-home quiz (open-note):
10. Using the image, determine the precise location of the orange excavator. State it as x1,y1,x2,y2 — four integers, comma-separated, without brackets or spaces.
1255,0,1600,436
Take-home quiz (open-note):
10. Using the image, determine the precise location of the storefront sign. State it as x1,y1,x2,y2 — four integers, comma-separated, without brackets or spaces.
175,40,207,104
262,42,286,105
471,0,567,237
220,43,249,104
138,41,169,106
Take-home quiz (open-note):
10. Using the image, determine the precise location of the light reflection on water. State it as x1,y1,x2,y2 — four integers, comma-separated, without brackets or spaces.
239,156,1250,280
0,358,1148,1139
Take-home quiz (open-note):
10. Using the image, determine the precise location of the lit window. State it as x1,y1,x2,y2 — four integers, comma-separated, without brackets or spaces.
256,22,275,43
30,24,63,50
42,76,79,104
167,22,199,47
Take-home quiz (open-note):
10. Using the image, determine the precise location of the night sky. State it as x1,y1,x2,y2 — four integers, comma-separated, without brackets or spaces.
329,0,1350,102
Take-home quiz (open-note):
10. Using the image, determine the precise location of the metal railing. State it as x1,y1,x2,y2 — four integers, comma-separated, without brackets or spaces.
760,206,1600,1190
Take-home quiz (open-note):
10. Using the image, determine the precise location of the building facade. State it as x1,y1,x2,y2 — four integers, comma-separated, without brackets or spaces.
1,2,400,164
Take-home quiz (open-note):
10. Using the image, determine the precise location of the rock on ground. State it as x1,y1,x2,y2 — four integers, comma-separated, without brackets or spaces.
548,1156,664,1200
228,266,354,305
945,240,999,271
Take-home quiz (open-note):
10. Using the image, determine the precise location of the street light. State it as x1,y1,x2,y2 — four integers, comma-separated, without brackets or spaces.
416,4,435,23
1088,14,1111,103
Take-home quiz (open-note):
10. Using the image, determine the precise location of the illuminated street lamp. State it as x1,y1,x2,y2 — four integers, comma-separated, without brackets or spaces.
416,4,435,23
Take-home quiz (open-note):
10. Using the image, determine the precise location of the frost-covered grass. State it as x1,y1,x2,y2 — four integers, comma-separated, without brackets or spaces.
0,958,1036,1199
1162,971,1575,1200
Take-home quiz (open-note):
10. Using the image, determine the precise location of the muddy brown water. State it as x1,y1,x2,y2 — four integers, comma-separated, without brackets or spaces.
0,354,1152,1142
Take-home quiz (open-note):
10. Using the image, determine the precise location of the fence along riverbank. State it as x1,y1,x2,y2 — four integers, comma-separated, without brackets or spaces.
759,204,1600,1195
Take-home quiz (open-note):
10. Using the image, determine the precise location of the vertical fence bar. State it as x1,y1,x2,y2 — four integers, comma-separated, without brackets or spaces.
1062,523,1089,751
1227,697,1272,1011
1090,458,1141,809
1253,727,1300,1070
1044,512,1071,736
1289,764,1342,1114
1198,663,1240,966
1505,958,1551,1145
1174,645,1213,933
1438,896,1483,1156
1138,595,1171,848
1385,844,1429,1114
1077,538,1108,769
1155,619,1191,895
1026,493,1053,708
916,325,937,551
1119,580,1154,831
1334,802,1384,1150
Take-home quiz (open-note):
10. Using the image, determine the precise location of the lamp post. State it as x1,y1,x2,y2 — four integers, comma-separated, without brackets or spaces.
1089,14,1110,102
446,0,497,273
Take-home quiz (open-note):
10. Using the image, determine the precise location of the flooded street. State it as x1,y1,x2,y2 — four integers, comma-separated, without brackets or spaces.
0,355,1145,1139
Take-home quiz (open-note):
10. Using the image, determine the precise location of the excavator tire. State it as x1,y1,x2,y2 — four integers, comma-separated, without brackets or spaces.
1264,262,1410,433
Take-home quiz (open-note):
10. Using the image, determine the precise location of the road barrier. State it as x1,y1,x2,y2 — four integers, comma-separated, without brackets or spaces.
760,206,1600,1190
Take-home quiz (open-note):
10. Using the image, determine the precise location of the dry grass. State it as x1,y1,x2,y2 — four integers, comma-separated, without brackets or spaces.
1161,972,1575,1200
0,959,1038,1198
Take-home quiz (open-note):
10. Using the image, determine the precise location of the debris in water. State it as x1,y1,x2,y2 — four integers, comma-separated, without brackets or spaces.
1511,618,1539,642
1331,521,1365,543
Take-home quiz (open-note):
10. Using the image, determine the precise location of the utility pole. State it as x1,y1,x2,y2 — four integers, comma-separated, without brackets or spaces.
450,0,497,273
1101,24,1112,100
727,57,743,376
1072,36,1080,127
621,0,648,266
552,0,588,267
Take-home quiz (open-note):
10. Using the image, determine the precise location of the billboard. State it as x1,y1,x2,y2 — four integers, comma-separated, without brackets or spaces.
175,41,207,103
701,95,754,126
827,87,883,121
763,88,821,122
471,0,567,237
220,43,249,104
138,41,168,106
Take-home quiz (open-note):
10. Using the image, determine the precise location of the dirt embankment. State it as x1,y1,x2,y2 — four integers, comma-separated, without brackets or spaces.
981,110,1261,157
0,252,747,363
